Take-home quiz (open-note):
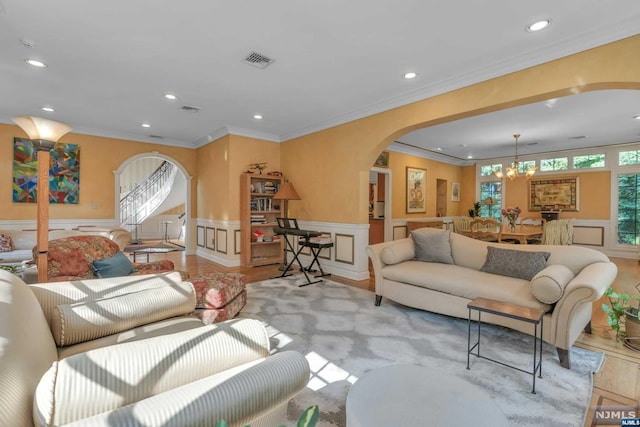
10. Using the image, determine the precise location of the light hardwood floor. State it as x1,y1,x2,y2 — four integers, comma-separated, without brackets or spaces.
152,247,639,427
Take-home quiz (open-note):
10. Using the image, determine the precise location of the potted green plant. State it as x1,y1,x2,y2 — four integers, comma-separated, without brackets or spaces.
602,285,640,342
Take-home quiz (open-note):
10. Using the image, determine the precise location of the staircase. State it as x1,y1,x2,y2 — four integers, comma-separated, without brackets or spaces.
120,161,177,234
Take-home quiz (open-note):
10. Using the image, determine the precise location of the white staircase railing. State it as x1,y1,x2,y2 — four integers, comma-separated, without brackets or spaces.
120,161,177,233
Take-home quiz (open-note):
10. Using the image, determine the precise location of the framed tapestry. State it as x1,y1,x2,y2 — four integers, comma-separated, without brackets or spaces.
12,137,80,204
374,151,389,168
529,176,579,211
406,166,426,213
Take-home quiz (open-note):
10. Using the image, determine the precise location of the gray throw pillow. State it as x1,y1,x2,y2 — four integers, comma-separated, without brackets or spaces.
411,229,454,265
480,246,550,281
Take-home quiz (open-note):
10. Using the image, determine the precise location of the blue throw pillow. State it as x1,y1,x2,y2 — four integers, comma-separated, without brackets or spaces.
91,252,135,278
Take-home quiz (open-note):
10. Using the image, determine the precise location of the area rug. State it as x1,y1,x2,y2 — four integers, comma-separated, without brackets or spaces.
239,275,603,427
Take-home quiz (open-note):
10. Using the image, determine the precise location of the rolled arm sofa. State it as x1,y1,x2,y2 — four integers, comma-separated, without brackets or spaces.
0,269,310,427
366,227,618,369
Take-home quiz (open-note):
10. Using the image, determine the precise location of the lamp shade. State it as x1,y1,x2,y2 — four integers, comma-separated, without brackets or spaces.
12,116,72,142
272,181,301,201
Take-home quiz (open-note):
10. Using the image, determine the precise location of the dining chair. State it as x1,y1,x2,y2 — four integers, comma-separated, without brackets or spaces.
468,218,501,242
452,217,471,235
541,219,574,245
520,217,546,244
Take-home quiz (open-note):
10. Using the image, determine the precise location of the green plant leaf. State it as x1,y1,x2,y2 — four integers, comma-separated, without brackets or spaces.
297,405,319,427
216,421,228,427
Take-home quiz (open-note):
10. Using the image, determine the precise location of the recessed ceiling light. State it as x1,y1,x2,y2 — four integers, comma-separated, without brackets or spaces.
25,59,46,68
633,115,640,120
527,19,551,32
41,107,54,112
141,123,151,128
435,147,443,151
253,114,263,120
164,93,176,100
402,72,418,80
467,155,473,159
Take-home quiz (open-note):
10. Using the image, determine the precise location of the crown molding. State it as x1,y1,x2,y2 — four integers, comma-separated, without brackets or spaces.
279,22,640,142
387,142,473,166
193,126,281,148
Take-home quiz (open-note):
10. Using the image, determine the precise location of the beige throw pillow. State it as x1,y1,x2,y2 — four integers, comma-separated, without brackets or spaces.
530,264,574,304
50,282,196,346
411,229,454,264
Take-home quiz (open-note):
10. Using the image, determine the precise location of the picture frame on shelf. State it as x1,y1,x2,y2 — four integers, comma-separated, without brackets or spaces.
451,182,460,202
406,166,426,214
529,176,579,211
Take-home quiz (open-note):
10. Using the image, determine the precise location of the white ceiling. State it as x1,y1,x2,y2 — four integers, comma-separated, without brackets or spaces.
0,0,639,160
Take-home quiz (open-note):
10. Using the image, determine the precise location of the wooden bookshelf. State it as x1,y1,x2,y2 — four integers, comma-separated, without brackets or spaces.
240,173,284,267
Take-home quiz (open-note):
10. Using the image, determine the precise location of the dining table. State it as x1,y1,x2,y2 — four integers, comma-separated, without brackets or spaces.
496,225,544,244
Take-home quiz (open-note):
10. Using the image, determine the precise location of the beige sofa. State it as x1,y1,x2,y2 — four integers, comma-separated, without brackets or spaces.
0,270,310,427
366,228,618,369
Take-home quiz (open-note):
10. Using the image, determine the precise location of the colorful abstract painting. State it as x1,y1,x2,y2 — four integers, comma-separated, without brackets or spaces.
12,137,80,204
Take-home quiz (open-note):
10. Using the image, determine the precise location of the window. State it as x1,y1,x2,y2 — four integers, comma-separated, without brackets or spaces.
618,174,640,245
480,164,501,177
540,157,568,171
479,181,502,219
516,160,536,174
619,150,640,166
574,154,605,168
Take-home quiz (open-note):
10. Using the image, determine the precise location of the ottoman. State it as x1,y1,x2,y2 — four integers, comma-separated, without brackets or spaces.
190,272,247,324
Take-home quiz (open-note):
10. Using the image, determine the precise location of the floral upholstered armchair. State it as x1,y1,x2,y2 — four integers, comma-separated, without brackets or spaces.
34,235,174,282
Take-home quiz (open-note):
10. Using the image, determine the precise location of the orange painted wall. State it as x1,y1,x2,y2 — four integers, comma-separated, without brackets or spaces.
280,35,640,225
0,123,196,221
502,171,610,220
387,151,464,218
196,134,281,221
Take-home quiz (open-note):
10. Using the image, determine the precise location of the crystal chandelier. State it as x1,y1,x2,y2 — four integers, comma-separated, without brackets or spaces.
493,134,537,180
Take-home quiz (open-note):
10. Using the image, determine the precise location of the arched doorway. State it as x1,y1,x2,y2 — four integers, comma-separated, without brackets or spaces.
114,152,193,252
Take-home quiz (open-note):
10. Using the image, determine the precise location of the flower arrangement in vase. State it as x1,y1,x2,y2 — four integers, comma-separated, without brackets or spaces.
501,206,522,232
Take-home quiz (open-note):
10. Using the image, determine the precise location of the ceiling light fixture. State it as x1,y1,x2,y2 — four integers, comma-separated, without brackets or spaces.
633,115,640,120
494,134,537,180
25,59,47,68
141,123,151,128
402,72,418,80
41,107,54,112
164,94,176,100
527,19,551,32
253,114,263,120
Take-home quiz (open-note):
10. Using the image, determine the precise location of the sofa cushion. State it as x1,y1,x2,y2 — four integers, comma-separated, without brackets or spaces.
91,251,135,278
411,229,454,264
480,246,550,281
0,234,13,252
381,261,551,312
381,238,415,265
50,281,196,346
530,264,575,304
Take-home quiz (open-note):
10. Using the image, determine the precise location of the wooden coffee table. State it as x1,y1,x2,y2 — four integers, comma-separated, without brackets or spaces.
467,297,544,393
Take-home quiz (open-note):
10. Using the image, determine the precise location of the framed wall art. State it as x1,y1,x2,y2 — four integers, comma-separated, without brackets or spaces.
406,166,426,213
529,176,579,211
13,137,80,204
374,151,389,168
451,182,460,202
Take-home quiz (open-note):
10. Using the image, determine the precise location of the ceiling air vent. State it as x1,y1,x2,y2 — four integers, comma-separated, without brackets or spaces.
242,51,274,69
148,134,164,139
180,105,200,113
